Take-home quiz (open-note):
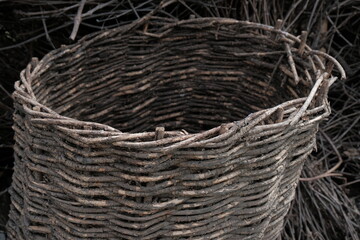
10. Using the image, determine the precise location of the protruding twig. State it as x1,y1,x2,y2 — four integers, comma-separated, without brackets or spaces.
219,124,229,134
274,107,284,123
70,0,87,40
310,50,346,80
155,127,165,140
41,14,56,49
298,31,308,56
290,72,327,126
285,43,300,84
315,79,330,106
0,188,9,197
127,0,140,19
271,19,283,40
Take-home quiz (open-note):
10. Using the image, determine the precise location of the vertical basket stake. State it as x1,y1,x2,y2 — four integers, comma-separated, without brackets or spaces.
155,127,165,140
33,106,44,181
271,19,283,40
315,79,330,107
274,107,284,123
144,127,165,203
298,31,308,56
314,61,334,106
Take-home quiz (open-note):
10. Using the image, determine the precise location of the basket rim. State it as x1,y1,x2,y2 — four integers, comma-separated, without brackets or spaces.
14,17,346,148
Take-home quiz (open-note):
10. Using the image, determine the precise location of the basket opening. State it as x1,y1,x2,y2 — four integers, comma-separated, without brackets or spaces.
32,27,309,133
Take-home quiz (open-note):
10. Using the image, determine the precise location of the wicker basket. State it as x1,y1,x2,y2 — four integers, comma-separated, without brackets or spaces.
7,16,344,240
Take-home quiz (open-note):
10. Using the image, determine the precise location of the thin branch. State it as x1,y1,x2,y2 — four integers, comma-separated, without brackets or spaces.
70,0,87,40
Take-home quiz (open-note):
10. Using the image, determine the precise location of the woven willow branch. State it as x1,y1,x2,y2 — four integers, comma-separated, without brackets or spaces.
7,17,344,240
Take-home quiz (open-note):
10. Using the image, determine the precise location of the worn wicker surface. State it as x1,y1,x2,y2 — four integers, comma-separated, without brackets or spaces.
7,17,345,240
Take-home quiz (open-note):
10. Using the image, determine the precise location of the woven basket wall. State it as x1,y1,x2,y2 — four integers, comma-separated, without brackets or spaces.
7,17,344,240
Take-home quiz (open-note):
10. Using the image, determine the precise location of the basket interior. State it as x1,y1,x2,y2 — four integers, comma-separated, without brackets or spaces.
31,25,310,133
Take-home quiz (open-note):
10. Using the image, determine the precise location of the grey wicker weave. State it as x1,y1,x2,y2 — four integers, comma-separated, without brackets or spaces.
7,16,345,240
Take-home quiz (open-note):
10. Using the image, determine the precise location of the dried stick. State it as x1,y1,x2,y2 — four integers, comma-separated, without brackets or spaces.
70,0,87,40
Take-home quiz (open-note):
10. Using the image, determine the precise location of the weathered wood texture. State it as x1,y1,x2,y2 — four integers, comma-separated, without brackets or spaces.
7,17,344,239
